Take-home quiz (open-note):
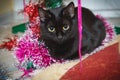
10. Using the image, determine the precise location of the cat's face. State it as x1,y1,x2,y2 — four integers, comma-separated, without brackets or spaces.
38,2,77,44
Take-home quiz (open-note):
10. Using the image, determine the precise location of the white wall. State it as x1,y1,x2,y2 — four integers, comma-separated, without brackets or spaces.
64,0,120,18
14,0,23,11
82,0,120,18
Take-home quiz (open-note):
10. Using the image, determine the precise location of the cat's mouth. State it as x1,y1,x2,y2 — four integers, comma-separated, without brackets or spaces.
56,38,67,45
56,40,63,44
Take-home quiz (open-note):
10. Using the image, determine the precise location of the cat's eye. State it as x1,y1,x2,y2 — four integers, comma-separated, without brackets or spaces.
48,27,55,32
63,25,70,31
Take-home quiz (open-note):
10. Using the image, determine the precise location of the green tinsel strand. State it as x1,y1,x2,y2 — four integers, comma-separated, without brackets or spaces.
12,23,27,34
27,61,34,70
45,0,62,9
114,26,120,35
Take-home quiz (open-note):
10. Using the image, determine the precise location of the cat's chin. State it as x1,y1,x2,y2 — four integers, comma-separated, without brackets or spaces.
51,55,64,60
48,51,67,60
50,53,78,60
55,39,66,45
50,54,67,60
49,51,77,60
56,41,64,45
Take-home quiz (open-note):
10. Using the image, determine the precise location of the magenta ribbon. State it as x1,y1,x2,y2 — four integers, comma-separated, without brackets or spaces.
78,0,82,67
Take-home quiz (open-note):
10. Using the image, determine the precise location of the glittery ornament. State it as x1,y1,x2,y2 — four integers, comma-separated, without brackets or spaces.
96,15,116,43
114,26,120,35
14,1,63,78
0,36,17,50
45,0,62,9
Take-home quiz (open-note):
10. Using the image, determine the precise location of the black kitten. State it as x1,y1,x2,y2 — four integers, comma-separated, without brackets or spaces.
38,2,106,60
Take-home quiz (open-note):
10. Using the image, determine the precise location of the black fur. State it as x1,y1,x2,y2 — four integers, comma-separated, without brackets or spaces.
38,2,106,59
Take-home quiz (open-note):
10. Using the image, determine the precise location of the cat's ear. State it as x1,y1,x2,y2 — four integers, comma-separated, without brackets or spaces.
62,2,75,18
38,7,51,22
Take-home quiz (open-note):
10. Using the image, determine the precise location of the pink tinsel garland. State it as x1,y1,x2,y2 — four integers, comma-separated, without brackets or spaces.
96,15,115,43
15,28,61,68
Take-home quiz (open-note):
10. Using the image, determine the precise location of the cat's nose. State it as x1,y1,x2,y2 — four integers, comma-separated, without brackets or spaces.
58,34,63,40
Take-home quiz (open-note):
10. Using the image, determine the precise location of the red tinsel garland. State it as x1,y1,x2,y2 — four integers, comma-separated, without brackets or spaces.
24,2,41,38
0,36,17,50
24,3,39,23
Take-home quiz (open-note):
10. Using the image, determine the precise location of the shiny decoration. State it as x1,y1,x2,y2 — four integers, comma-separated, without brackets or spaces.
45,0,62,9
12,23,27,34
24,3,39,23
15,26,62,78
14,0,63,78
24,1,41,38
96,15,115,43
114,26,120,35
0,36,17,50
